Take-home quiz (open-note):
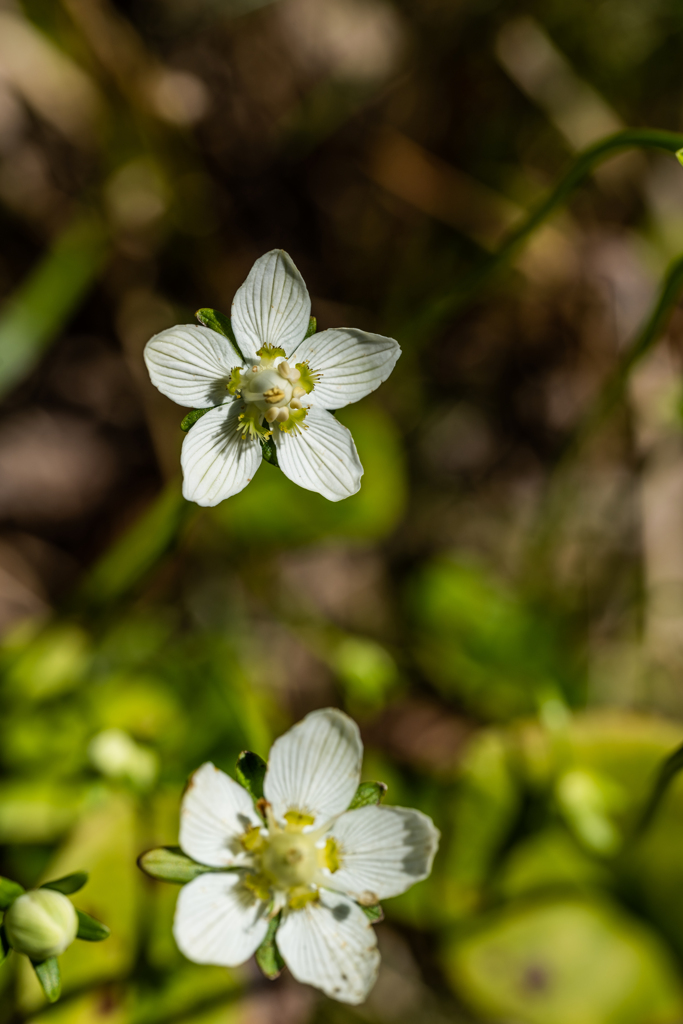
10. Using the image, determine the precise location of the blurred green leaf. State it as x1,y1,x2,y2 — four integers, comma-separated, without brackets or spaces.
445,897,683,1024
259,435,278,466
411,559,579,719
215,404,406,545
362,903,384,923
0,925,9,964
41,873,88,896
33,958,61,1004
180,408,211,432
235,751,267,803
333,637,399,711
497,828,612,901
195,307,240,352
444,730,520,917
0,215,108,401
75,481,195,608
75,909,110,942
0,876,24,909
255,913,284,979
348,781,387,810
138,847,213,885
2,623,90,702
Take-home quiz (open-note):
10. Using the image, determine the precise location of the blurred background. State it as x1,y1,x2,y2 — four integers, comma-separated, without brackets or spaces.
4,0,683,1022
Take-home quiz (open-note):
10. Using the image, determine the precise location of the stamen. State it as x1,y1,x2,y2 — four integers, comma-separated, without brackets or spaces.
263,386,285,404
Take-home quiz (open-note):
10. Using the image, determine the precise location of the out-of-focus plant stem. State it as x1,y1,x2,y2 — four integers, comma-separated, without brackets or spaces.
413,128,683,334
0,214,108,402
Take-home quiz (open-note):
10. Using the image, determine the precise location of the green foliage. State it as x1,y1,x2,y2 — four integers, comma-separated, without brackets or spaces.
75,910,110,942
137,847,213,885
215,404,406,544
0,216,108,403
41,873,88,896
411,559,581,719
0,876,24,909
195,308,242,356
445,898,683,1024
33,958,61,1003
348,781,387,810
255,913,284,979
235,751,267,803
180,408,211,432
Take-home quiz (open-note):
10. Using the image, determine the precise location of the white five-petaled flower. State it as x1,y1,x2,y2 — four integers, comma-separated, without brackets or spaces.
173,708,440,1004
144,250,401,505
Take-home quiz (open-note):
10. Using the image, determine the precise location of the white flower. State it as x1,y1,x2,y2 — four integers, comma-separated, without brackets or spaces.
144,250,401,505
172,708,439,1004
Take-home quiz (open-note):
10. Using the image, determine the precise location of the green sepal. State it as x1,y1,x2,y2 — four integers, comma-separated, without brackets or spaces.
304,316,317,340
33,957,61,1003
195,308,244,358
677,148,683,168
362,903,384,923
348,781,387,811
137,846,214,885
0,876,24,909
41,872,88,896
255,913,284,979
76,909,110,942
181,408,211,432
236,751,267,803
0,926,10,964
260,437,279,467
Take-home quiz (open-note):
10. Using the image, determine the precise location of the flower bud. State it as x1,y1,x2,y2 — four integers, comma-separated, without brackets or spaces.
4,889,78,960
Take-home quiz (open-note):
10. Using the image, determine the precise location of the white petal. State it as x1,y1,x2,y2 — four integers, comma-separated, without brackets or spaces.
327,805,440,902
231,250,311,361
179,762,262,868
274,407,362,502
173,872,269,966
181,402,261,507
264,708,362,825
144,325,242,408
277,890,380,1004
291,328,401,409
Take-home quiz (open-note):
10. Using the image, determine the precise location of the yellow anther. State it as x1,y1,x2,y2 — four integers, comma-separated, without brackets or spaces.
284,810,316,830
263,386,285,404
241,825,265,853
288,887,320,910
243,873,272,901
319,836,340,873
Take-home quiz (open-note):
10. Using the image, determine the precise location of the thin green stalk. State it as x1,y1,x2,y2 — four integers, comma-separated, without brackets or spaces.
635,742,683,836
412,128,683,332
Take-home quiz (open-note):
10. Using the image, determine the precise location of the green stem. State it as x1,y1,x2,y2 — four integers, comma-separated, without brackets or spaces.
635,741,683,836
417,128,683,329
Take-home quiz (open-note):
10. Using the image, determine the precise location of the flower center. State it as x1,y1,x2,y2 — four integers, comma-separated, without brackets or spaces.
261,830,319,889
230,346,313,439
242,367,294,412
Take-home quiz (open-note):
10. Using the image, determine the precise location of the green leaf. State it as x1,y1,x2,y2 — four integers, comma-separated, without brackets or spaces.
348,781,387,810
676,147,683,168
362,903,384,923
0,876,24,909
0,214,108,403
304,316,317,340
76,909,110,942
75,480,194,609
0,925,10,964
260,437,279,467
236,751,267,803
137,846,214,884
181,408,211,432
33,957,61,1003
637,740,683,835
255,913,284,979
195,308,243,358
41,871,88,895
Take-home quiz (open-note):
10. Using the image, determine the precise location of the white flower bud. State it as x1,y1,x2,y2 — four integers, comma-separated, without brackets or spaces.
4,889,78,960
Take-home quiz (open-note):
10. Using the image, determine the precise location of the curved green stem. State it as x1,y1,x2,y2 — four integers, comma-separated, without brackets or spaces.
421,128,683,328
